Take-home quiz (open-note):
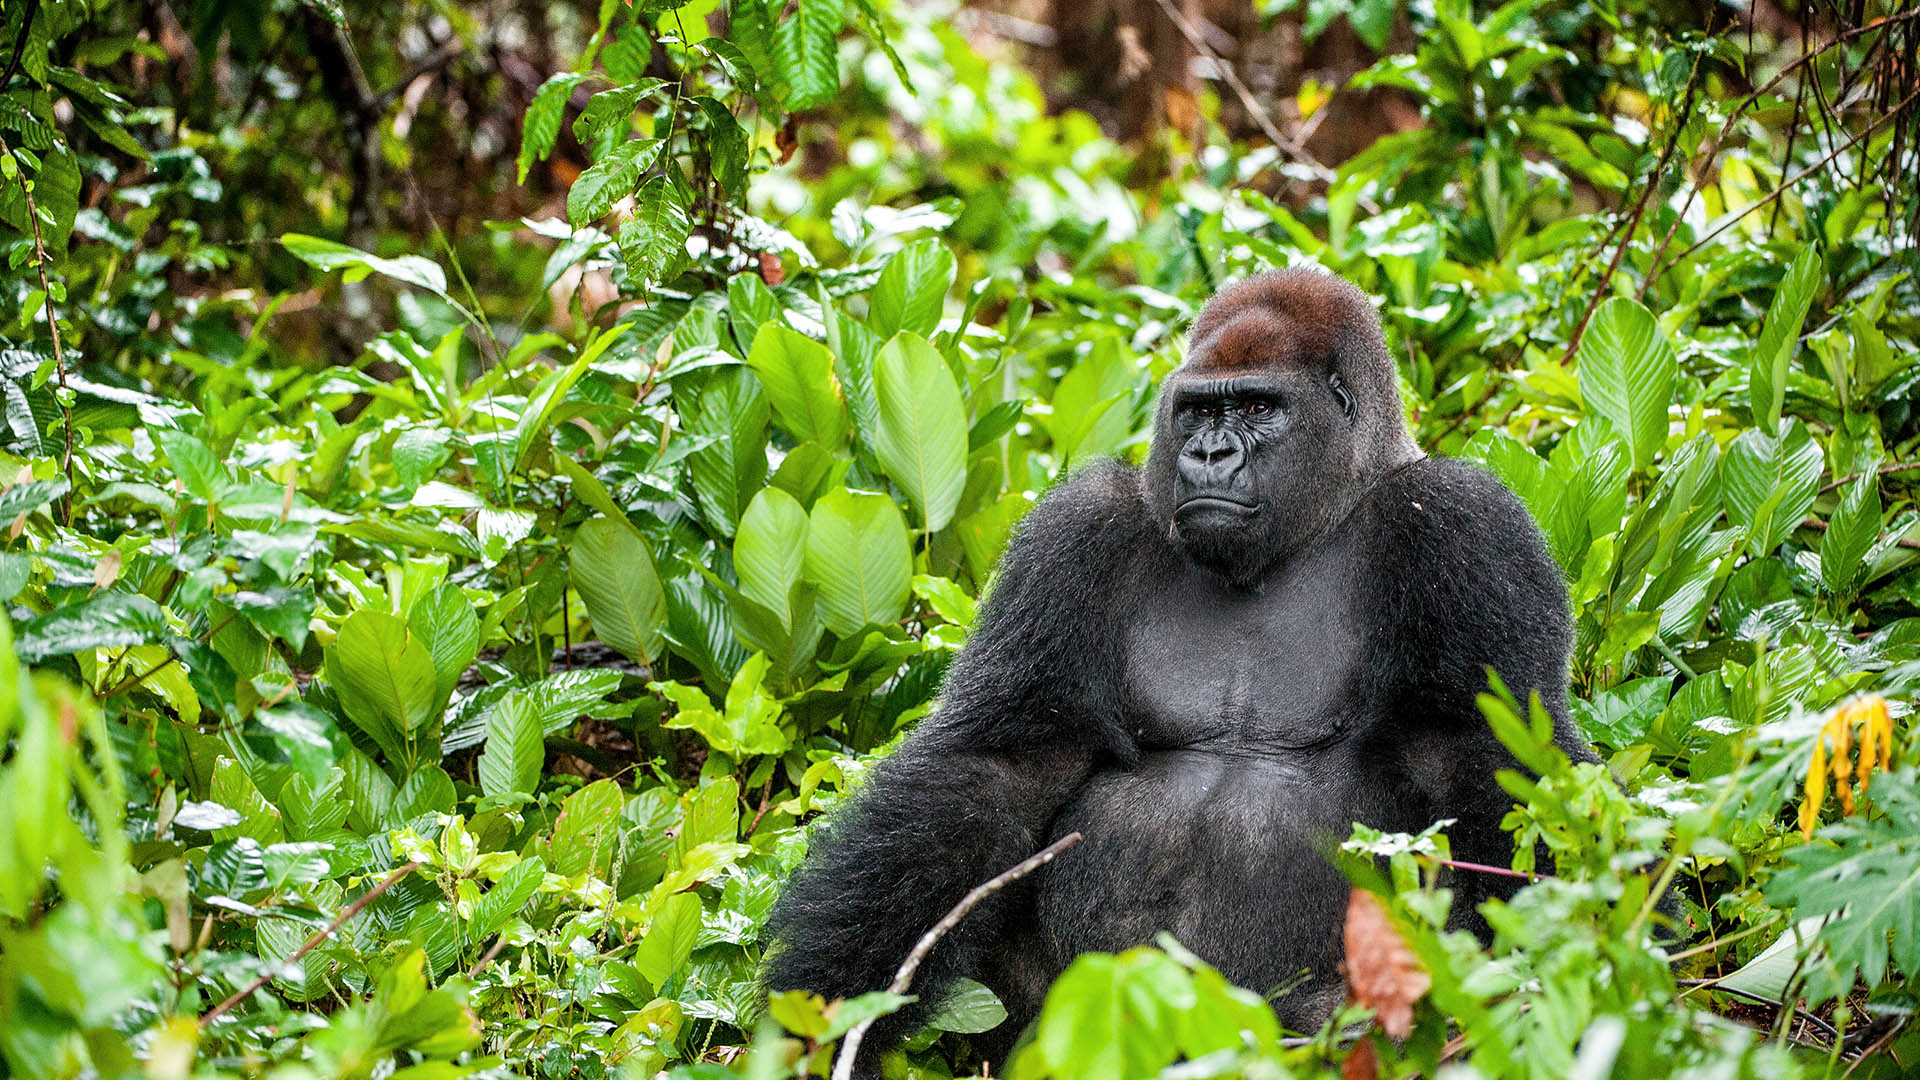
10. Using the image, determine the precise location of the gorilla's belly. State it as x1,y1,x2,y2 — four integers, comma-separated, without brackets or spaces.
1026,749,1365,1023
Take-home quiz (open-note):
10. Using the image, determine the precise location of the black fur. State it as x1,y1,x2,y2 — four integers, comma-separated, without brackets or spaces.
762,269,1596,1069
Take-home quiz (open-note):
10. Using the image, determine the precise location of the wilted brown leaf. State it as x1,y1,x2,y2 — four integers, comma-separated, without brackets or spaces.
1343,888,1429,1039
1342,1034,1379,1080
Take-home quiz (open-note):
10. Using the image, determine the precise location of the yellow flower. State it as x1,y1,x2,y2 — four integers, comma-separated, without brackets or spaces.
1799,695,1897,840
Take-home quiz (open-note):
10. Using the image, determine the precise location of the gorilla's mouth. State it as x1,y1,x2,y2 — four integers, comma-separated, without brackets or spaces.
1174,495,1261,520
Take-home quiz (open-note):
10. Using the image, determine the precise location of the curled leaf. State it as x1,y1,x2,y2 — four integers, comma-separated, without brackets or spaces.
1343,889,1428,1040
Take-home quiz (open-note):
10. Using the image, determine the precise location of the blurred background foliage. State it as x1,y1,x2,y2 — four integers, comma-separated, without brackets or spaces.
2,0,1920,1076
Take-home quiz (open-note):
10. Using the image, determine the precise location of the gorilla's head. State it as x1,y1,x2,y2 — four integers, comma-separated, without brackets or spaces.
1145,269,1420,587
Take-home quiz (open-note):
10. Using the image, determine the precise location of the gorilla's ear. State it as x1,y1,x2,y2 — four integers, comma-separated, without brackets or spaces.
1329,373,1355,422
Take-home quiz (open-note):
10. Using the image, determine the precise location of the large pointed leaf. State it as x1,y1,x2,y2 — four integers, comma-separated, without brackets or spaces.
616,172,693,287
681,366,770,537
1047,337,1137,467
868,238,955,340
803,487,912,636
1723,420,1824,558
517,72,592,182
771,0,843,110
470,856,546,939
872,332,967,531
566,138,663,226
14,592,167,663
735,487,810,626
477,691,542,799
1821,466,1882,598
281,233,449,299
570,515,666,664
744,324,850,450
1577,296,1675,472
326,609,439,766
1751,247,1822,429
408,583,480,708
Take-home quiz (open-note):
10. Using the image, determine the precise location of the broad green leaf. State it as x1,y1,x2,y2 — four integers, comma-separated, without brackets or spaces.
477,691,542,799
470,856,545,938
1577,296,1675,472
744,324,849,450
681,366,770,537
326,610,439,766
14,592,167,663
632,891,703,987
926,978,1007,1034
1752,247,1822,429
872,333,967,531
1047,337,1136,466
408,583,479,708
517,72,592,182
1821,466,1882,597
803,487,912,636
654,655,788,758
869,238,955,339
693,96,749,196
616,172,693,286
1723,420,1825,558
508,353,593,476
675,777,740,864
281,233,449,299
548,779,624,877
153,429,226,504
771,0,843,109
570,515,666,664
727,272,780,355
566,138,662,226
572,80,667,155
735,487,810,625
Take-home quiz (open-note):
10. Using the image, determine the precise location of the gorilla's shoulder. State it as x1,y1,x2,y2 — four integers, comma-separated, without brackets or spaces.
1360,456,1545,555
1000,460,1153,568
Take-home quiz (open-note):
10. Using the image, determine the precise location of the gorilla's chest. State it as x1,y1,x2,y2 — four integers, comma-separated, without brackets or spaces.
1122,552,1362,753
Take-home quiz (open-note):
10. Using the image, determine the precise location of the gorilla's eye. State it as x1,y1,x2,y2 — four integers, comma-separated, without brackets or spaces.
1329,373,1356,422
1243,399,1273,419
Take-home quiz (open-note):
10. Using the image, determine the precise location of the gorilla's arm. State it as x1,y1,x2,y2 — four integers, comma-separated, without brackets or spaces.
763,462,1144,1022
1362,459,1598,903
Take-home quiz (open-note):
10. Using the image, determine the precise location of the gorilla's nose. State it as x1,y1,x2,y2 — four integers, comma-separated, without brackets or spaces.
1179,432,1245,487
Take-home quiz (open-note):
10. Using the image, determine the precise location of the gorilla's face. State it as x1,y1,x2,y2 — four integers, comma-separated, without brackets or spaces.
1143,269,1418,588
1151,366,1358,586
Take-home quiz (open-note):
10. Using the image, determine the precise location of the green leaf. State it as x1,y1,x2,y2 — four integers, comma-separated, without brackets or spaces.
470,856,546,939
570,515,666,663
803,487,912,636
926,977,1007,1034
408,583,479,708
868,238,955,340
681,366,770,537
632,891,704,986
326,609,439,766
153,428,226,504
566,138,663,226
736,487,811,626
1723,420,1825,558
14,592,167,663
771,0,844,109
508,353,593,476
1752,247,1822,429
548,779,624,878
616,172,693,287
872,332,967,531
1576,296,1675,472
477,691,543,799
744,324,850,450
1821,466,1882,597
518,72,592,183
281,233,449,299
572,80,667,154
1047,337,1136,466
693,96,749,196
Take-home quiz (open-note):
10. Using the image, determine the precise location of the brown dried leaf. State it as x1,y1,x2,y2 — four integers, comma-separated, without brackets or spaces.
758,250,785,286
1343,888,1429,1040
1342,1034,1379,1080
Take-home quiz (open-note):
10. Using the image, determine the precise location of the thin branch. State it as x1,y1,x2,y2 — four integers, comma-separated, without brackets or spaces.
1844,1016,1910,1076
1147,0,1376,213
831,833,1083,1080
1818,460,1920,496
0,129,74,501
198,861,422,1027
1677,978,1841,1041
1798,515,1920,551
0,0,41,88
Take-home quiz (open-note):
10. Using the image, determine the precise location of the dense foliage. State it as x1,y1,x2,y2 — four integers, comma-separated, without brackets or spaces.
2,0,1919,1076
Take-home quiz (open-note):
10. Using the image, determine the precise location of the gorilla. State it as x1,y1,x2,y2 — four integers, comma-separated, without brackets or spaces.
763,268,1597,1064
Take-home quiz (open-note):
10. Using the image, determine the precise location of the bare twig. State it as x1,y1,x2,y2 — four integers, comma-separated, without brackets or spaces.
1844,1015,1910,1076
198,861,422,1027
1147,0,1377,213
1817,460,1920,496
0,128,74,498
1798,515,1920,551
831,833,1083,1080
0,0,41,89
1677,979,1841,1041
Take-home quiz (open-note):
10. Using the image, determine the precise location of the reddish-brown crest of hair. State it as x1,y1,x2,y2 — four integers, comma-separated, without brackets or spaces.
1182,269,1364,374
